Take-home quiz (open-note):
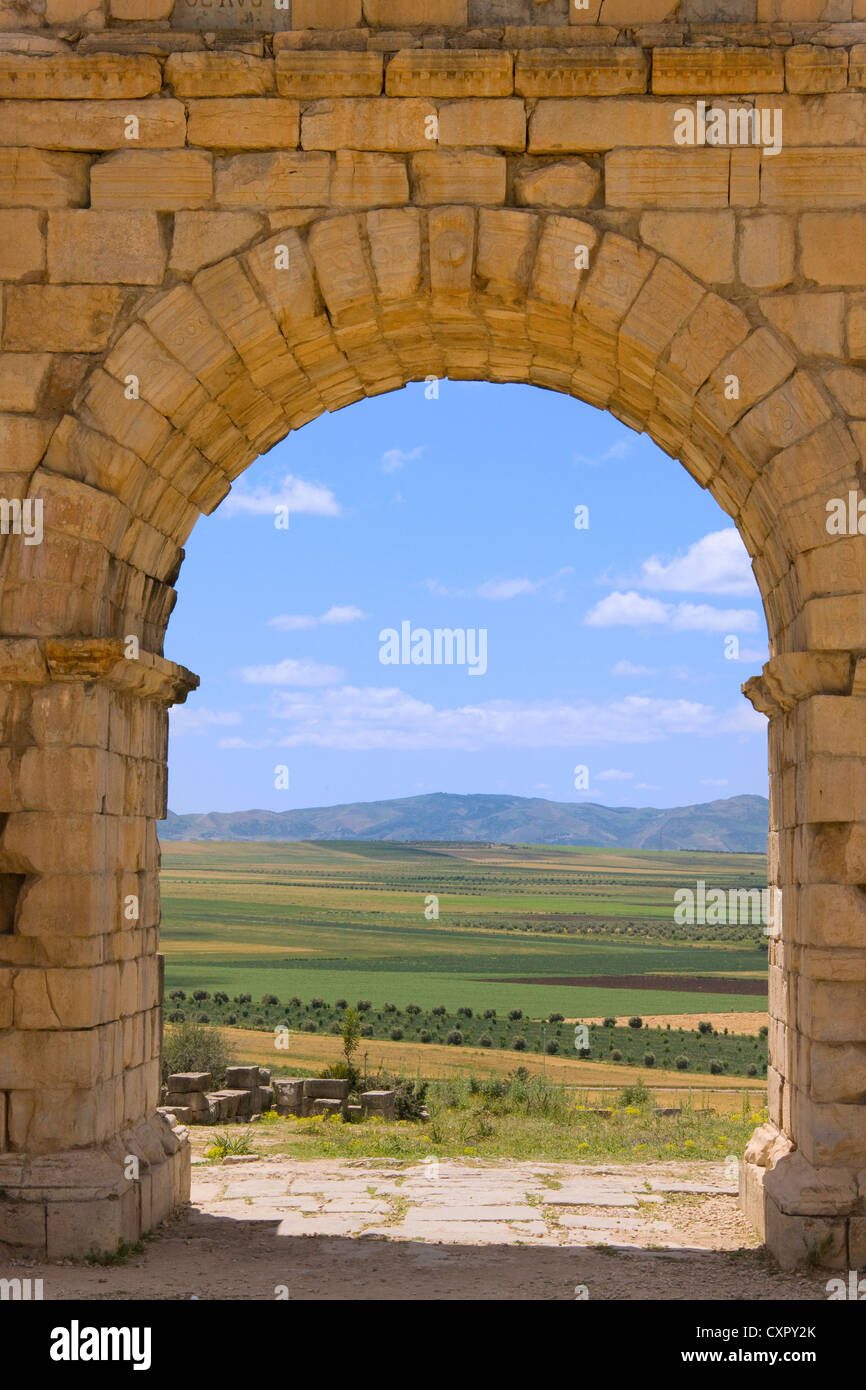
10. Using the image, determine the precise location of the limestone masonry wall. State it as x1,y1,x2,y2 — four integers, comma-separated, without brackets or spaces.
0,1,864,1269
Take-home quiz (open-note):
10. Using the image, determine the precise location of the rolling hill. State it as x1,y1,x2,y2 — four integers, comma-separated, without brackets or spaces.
158,792,768,853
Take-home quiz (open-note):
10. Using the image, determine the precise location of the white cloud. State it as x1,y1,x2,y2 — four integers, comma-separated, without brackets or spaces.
732,646,769,665
218,736,270,750
634,528,756,597
584,590,761,633
701,778,729,787
169,707,242,735
221,473,341,518
611,659,656,676
263,687,747,751
428,567,574,601
267,605,366,632
719,701,767,732
239,658,343,686
381,446,424,473
596,769,635,782
634,782,661,791
575,439,631,466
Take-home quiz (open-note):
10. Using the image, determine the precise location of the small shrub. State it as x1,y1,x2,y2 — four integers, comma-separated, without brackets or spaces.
643,1052,655,1068
675,1055,689,1071
432,1005,447,1017
512,1036,527,1052
196,1013,210,1024
509,1009,523,1021
546,1040,560,1055
192,990,210,1002
617,1078,652,1107
479,1033,493,1048
602,1016,616,1027
611,1049,623,1061
419,1029,432,1043
161,1020,232,1088
628,1016,642,1030
168,1010,184,1023
446,1029,464,1046
457,1006,473,1019
698,1020,713,1035
361,1024,374,1038
356,1000,372,1012
261,994,279,1007
302,1020,318,1033
406,1004,421,1015
335,998,347,1009
169,989,186,1002
483,1008,497,1019
747,1063,758,1076
548,1012,564,1023
389,1026,404,1041
393,1077,428,1121
709,1059,725,1075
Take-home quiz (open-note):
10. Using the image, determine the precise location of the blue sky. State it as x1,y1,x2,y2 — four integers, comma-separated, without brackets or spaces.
165,381,769,815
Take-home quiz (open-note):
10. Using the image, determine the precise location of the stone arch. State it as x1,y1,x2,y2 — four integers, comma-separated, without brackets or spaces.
8,208,856,659
1,24,866,1266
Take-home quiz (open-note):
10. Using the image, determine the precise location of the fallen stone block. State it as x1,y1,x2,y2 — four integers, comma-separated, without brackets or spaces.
258,1067,271,1085
361,1090,395,1120
158,1105,194,1125
273,1078,305,1114
257,1085,275,1113
224,1065,260,1090
312,1098,343,1119
164,1090,210,1115
346,1104,363,1122
166,1072,212,1093
655,1107,682,1117
304,1078,350,1101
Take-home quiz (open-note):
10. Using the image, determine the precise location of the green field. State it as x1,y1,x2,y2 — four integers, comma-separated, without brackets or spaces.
160,840,769,1031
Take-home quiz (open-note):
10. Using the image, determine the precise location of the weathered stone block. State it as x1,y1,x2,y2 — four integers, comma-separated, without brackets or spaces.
361,1089,395,1118
514,159,599,207
363,0,467,21
529,98,674,153
293,0,361,23
187,98,300,151
785,45,848,93
170,211,262,277
652,46,785,95
303,1078,350,1100
3,286,123,352
0,100,186,151
516,47,647,97
302,96,434,150
215,152,330,207
386,50,512,97
639,210,735,284
47,211,166,284
166,1072,211,1093
165,53,275,98
0,150,89,208
411,150,505,203
331,149,408,206
439,99,525,150
276,51,382,97
91,151,213,210
0,56,161,100
740,212,794,290
606,150,730,208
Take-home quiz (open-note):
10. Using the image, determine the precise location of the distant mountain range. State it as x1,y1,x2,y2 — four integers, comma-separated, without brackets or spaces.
159,792,768,853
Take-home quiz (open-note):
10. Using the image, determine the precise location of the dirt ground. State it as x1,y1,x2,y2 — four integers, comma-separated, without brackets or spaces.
4,1159,829,1301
